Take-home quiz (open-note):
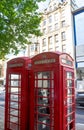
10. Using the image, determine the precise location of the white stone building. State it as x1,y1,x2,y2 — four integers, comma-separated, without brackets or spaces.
28,0,77,59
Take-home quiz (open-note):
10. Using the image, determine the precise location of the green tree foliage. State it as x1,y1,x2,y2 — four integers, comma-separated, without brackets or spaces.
0,0,45,59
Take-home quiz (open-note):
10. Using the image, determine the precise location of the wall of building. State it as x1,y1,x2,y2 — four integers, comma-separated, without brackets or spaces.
28,0,77,60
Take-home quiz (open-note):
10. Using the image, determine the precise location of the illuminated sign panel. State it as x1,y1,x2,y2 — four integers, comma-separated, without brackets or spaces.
8,63,23,68
34,59,56,65
61,58,72,66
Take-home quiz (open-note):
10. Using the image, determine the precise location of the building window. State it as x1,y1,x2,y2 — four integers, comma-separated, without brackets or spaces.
49,48,53,51
54,13,58,21
61,10,65,18
55,46,59,51
54,23,58,30
62,44,66,52
48,36,53,45
35,44,38,51
43,19,46,26
48,15,52,23
42,38,46,46
53,3,56,10
48,25,52,32
61,20,65,27
30,44,35,51
61,31,66,41
42,49,46,52
49,6,52,11
43,28,46,34
54,34,59,42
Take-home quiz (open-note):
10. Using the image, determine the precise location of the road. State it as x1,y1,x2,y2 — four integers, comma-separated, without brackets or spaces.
76,105,84,124
76,105,84,130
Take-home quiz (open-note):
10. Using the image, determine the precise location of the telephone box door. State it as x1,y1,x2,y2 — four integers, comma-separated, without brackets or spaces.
5,70,22,130
63,68,75,130
33,70,55,130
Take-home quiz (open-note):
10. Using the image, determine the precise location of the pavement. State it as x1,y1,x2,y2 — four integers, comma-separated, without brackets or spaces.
0,106,84,130
76,123,84,130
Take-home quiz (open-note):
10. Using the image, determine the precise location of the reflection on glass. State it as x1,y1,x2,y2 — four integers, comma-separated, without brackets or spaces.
38,97,49,105
38,89,50,98
37,80,51,88
67,72,72,79
11,88,19,93
10,101,18,109
38,106,50,115
37,123,50,130
10,94,19,101
38,114,50,123
67,98,72,104
67,106,72,114
11,74,21,79
35,71,54,79
10,109,18,116
11,80,19,87
9,74,21,87
10,116,18,123
67,115,72,123
67,88,72,95
67,80,72,87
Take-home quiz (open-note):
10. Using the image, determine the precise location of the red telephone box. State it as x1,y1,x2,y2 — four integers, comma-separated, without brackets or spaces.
4,57,31,130
30,52,75,130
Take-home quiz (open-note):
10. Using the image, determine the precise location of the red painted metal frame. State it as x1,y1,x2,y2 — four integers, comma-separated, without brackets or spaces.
62,67,75,130
30,52,75,130
4,57,31,130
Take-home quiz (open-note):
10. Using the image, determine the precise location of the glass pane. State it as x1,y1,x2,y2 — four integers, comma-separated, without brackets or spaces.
38,89,50,97
11,74,21,79
67,88,72,95
10,116,18,123
67,72,72,79
10,74,21,87
67,98,72,105
67,115,72,123
38,114,50,123
37,72,42,79
10,80,19,87
11,87,19,93
42,72,50,79
38,97,49,105
10,101,18,109
67,106,72,114
37,123,50,130
10,109,18,116
10,94,19,101
36,71,54,79
10,122,18,130
38,106,50,115
67,80,72,87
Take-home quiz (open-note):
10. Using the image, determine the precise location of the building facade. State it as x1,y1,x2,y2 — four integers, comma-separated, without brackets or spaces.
73,7,84,91
28,0,77,59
